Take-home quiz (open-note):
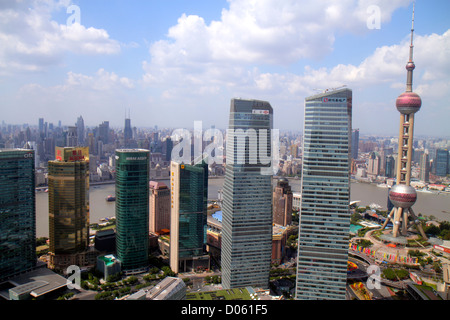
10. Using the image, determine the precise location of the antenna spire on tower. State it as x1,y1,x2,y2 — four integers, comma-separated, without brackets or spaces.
405,1,417,92
409,1,415,62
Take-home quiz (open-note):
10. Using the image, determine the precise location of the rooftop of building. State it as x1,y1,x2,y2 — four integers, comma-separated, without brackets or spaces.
211,211,222,223
98,254,119,266
0,267,67,300
127,277,186,300
149,181,168,189
0,148,33,152
116,149,150,153
305,87,352,101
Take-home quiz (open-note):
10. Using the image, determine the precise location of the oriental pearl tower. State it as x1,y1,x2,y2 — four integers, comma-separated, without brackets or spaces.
380,3,427,241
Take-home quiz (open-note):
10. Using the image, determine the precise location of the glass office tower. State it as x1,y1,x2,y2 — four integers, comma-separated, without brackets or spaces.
0,149,36,281
115,149,150,273
221,98,273,289
295,88,352,300
435,149,449,177
170,160,209,274
48,147,90,271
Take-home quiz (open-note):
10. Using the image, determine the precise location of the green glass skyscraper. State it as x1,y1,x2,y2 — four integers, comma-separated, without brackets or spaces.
295,88,352,300
115,149,150,273
221,98,273,289
170,159,209,274
0,149,36,281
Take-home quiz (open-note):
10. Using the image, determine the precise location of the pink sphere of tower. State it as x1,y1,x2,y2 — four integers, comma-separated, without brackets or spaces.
389,184,417,209
406,61,415,71
396,91,421,115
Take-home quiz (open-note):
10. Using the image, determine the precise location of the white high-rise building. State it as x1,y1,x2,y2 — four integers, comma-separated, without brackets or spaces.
295,88,352,300
221,98,273,289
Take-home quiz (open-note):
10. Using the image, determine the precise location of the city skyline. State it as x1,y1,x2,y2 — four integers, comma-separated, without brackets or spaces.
1,1,450,137
1,0,450,304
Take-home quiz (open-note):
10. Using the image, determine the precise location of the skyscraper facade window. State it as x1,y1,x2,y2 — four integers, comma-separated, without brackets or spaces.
295,88,352,300
48,147,90,271
351,129,359,160
115,149,150,273
221,98,273,289
170,160,209,274
0,149,36,281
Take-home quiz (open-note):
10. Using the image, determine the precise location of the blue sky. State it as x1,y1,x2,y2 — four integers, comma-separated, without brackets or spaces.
1,0,449,137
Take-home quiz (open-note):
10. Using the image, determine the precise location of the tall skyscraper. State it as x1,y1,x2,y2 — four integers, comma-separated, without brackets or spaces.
149,181,171,234
351,129,359,160
385,155,396,178
115,149,150,273
48,147,90,271
295,88,352,300
170,159,209,274
273,178,293,226
221,98,273,289
98,121,110,145
38,118,44,138
419,151,430,182
77,116,85,146
367,151,380,176
0,149,36,281
124,115,133,148
380,4,427,241
163,137,173,162
66,126,78,147
435,149,449,177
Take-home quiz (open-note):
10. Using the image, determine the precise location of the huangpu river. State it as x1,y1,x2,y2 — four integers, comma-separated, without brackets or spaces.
35,177,450,237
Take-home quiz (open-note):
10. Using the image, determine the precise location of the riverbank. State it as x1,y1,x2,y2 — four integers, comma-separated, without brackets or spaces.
34,176,450,237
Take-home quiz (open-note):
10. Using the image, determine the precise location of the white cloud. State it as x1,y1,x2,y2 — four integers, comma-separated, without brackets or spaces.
14,68,136,125
0,0,120,75
135,0,450,134
141,0,415,98
144,0,411,72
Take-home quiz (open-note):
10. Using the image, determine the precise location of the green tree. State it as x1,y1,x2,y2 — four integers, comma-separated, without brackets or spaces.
125,276,138,285
350,212,361,224
149,267,160,274
162,266,175,277
211,275,221,284
356,239,373,248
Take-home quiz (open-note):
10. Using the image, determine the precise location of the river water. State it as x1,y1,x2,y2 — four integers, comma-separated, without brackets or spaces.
35,178,450,237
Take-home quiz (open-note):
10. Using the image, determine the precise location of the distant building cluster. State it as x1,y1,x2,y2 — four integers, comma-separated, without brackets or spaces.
350,132,450,189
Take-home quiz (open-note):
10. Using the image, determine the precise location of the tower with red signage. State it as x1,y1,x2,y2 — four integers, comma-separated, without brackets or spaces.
48,147,92,271
380,4,427,242
295,87,352,300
